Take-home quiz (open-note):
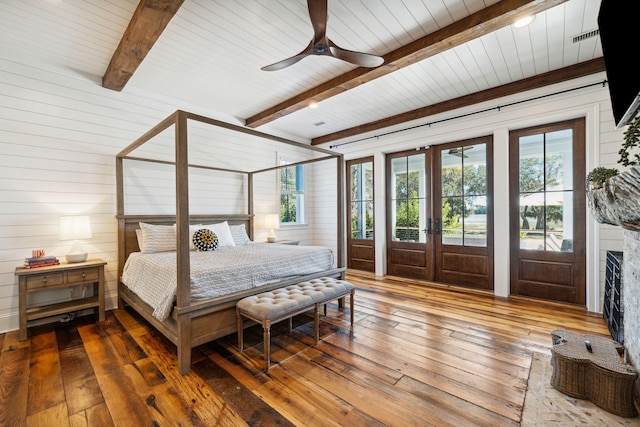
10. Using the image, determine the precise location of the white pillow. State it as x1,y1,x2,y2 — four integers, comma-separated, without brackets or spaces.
173,224,202,250
230,223,251,246
135,229,144,252
139,222,176,253
201,221,235,247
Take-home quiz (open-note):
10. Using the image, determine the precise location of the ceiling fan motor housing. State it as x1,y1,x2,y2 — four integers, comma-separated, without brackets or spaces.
313,44,329,55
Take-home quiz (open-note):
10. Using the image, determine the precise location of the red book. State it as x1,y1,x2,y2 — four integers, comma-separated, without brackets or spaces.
23,261,60,269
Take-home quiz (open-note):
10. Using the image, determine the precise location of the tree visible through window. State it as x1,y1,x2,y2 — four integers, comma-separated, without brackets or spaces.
280,162,304,224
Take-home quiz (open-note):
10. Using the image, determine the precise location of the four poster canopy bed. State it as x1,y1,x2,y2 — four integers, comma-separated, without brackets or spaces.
116,110,345,374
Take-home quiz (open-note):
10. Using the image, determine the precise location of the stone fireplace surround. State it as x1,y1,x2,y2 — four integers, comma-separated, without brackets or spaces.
623,230,640,408
586,166,640,409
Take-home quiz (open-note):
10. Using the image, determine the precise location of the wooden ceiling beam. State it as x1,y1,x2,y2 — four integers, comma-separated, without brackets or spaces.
311,58,606,146
102,0,184,92
245,0,568,129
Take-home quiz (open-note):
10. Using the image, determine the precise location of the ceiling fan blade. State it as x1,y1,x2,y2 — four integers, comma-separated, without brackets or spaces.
329,42,384,68
307,0,328,43
261,54,308,71
261,0,384,71
261,41,314,71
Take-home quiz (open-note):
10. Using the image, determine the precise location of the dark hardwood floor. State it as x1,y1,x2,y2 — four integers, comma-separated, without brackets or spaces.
0,271,610,426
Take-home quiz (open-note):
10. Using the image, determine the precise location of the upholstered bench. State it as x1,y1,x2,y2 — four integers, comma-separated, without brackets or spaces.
237,277,355,371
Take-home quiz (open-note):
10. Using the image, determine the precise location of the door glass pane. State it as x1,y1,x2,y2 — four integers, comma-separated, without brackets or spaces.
465,195,487,246
441,196,463,245
363,162,374,200
394,199,408,241
364,201,374,239
519,134,544,193
350,201,363,238
519,130,573,252
546,129,574,191
391,154,426,242
349,161,374,240
441,143,487,247
350,164,362,201
442,150,463,196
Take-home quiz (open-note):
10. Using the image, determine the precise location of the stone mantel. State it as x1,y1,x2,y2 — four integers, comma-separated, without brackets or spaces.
587,166,640,231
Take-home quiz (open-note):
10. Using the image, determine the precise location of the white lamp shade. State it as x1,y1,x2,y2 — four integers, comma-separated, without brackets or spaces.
264,214,280,231
60,216,92,263
60,215,92,240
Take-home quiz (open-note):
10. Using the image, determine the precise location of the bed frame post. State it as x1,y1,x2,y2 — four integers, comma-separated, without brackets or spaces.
336,155,346,276
175,110,193,374
116,156,125,306
248,172,254,240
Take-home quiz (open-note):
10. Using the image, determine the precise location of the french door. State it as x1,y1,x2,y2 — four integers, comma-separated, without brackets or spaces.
347,157,375,272
509,118,586,304
386,148,434,279
386,137,494,290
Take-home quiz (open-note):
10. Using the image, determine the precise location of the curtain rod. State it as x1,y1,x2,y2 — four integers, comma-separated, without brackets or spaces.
329,79,608,149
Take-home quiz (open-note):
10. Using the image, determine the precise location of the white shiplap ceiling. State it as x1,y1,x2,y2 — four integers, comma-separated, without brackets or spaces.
0,0,603,144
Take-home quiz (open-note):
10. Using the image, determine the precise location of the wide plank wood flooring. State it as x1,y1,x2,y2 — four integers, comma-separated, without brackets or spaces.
0,271,611,426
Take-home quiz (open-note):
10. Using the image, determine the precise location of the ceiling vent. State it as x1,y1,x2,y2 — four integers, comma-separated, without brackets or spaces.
572,29,600,43
313,121,326,126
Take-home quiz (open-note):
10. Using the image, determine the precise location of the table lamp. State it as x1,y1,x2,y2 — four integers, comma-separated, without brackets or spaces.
59,215,92,263
265,214,280,243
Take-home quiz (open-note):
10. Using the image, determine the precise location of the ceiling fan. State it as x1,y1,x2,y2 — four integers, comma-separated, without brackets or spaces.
261,0,384,71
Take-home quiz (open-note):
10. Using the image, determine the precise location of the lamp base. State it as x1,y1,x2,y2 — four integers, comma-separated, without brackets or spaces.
267,236,277,243
65,252,88,263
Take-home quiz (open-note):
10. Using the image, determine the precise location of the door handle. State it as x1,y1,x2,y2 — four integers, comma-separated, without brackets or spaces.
435,218,441,235
423,218,432,234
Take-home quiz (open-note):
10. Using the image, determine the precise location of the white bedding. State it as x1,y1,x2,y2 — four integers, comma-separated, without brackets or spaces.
121,243,334,321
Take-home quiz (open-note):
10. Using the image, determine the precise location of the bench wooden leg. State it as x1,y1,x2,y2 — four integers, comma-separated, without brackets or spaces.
314,303,320,343
349,290,355,329
237,311,244,352
263,320,271,371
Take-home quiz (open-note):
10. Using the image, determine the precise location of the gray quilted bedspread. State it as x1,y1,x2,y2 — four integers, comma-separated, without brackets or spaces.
121,243,334,321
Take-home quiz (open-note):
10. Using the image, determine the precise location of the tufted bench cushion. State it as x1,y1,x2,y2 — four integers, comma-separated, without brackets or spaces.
237,277,355,371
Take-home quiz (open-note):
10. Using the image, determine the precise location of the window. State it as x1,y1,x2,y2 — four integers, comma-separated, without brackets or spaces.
517,128,574,252
349,160,374,239
440,143,488,247
279,162,305,224
390,153,427,243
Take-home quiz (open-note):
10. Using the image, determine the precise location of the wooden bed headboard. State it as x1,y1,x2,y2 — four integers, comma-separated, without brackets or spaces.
116,214,253,279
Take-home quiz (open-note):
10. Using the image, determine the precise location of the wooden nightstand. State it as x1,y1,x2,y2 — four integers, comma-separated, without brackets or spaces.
15,258,106,341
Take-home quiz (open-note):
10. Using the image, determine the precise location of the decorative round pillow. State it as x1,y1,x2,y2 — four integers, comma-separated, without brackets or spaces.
192,229,219,251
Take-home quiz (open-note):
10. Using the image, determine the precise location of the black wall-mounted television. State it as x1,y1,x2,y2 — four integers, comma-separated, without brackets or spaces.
598,0,640,128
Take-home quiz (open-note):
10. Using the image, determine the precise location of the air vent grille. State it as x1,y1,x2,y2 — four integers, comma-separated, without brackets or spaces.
313,121,326,126
572,29,599,43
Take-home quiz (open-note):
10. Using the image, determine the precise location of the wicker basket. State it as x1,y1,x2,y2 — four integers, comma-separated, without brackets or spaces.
550,330,638,418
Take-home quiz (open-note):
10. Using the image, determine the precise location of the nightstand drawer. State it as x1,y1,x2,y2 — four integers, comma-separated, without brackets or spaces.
67,267,100,284
25,272,64,290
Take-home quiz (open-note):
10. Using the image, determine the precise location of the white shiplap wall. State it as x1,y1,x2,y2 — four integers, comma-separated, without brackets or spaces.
320,71,627,314
0,58,191,332
0,60,627,335
0,53,272,334
0,52,341,334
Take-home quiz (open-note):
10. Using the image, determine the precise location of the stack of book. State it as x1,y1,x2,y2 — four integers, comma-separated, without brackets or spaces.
24,255,60,269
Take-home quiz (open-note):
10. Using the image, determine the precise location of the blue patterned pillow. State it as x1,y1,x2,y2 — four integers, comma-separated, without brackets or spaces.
192,229,219,251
